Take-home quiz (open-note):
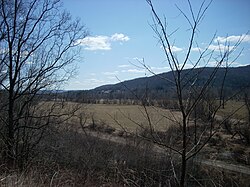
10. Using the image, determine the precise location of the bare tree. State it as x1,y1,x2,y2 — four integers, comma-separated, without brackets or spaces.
0,0,87,168
240,92,250,144
139,0,244,186
245,92,250,125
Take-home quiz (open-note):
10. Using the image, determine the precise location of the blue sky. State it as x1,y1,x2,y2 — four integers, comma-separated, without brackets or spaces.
62,0,250,90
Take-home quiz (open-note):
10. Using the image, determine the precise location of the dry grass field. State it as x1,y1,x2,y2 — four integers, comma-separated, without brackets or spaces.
38,100,249,132
39,100,248,132
218,100,248,120
79,104,182,132
77,100,249,132
1,101,248,186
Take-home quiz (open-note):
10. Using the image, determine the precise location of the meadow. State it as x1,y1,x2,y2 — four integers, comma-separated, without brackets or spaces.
76,99,249,132
217,100,248,120
78,104,182,132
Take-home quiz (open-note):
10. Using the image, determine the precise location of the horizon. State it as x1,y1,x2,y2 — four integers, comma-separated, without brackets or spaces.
62,0,250,90
64,64,250,91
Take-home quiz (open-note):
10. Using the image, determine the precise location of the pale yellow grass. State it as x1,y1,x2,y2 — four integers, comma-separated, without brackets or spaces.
36,102,181,132
81,104,181,132
217,100,248,120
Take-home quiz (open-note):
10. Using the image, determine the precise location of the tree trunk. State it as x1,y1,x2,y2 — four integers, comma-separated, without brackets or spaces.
180,117,187,187
7,84,15,167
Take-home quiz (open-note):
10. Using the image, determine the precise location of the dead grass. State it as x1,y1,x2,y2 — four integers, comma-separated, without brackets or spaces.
34,101,182,133
77,104,182,132
38,99,248,132
218,100,248,120
1,101,249,186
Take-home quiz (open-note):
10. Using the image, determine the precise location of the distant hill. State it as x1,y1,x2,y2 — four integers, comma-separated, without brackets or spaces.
65,65,250,102
93,65,250,92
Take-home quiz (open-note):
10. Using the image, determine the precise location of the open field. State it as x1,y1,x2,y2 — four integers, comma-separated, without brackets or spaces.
77,104,182,132
39,100,249,132
76,100,249,132
35,102,182,132
218,100,248,120
1,101,249,186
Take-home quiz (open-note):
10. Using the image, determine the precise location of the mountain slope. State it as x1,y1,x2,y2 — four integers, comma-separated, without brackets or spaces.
93,65,250,93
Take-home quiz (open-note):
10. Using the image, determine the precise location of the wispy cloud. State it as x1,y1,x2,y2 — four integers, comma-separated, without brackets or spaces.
76,33,130,51
165,46,183,53
121,69,145,73
151,66,170,71
107,76,117,80
133,57,144,61
208,44,234,52
178,63,199,69
214,34,250,43
208,61,244,67
76,35,110,50
128,69,145,73
110,33,130,42
68,79,107,90
118,64,130,68
103,71,119,75
191,47,202,52
147,66,170,74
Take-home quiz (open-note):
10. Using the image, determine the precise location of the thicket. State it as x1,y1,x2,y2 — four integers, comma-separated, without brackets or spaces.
1,123,248,186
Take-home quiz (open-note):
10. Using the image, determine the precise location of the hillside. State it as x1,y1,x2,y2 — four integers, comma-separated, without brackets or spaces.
64,65,250,102
92,65,250,95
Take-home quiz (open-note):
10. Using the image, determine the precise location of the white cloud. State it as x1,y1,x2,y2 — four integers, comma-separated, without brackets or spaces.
127,69,145,73
148,66,171,74
133,57,144,61
76,33,130,51
118,64,130,68
215,34,250,43
107,76,117,80
191,47,202,52
208,61,244,67
151,66,170,71
87,78,106,83
76,36,110,51
68,79,100,90
111,33,130,42
103,71,119,75
208,44,234,52
68,78,112,90
165,46,183,53
179,63,198,69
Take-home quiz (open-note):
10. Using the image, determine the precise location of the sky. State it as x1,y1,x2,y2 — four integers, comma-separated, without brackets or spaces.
61,0,250,90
